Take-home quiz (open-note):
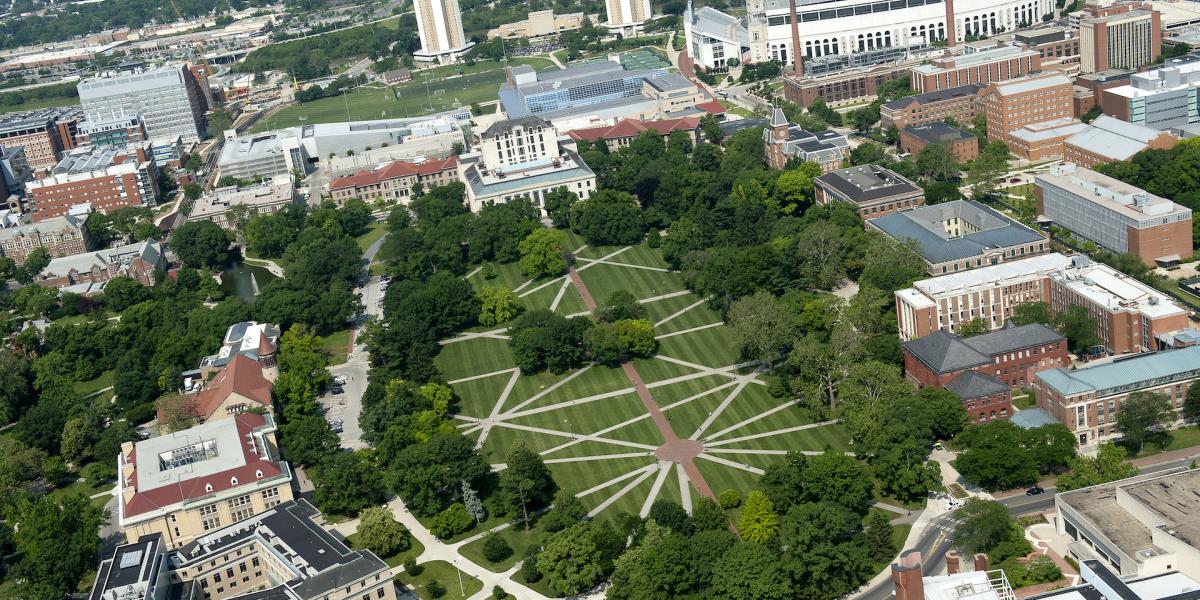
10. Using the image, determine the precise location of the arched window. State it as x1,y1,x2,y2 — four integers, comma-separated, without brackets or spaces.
205,483,213,493
255,469,264,479
230,477,239,486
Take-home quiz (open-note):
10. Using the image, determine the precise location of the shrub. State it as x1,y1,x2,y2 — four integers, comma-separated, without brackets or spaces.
492,586,508,599
81,461,115,483
403,559,422,576
355,507,411,557
520,550,541,583
646,228,661,248
430,503,474,539
718,489,741,509
482,533,513,563
427,581,446,598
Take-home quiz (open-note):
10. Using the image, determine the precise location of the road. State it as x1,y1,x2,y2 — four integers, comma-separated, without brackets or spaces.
851,453,1199,600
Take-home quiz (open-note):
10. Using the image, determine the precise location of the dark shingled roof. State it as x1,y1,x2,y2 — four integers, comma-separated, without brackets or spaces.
481,115,550,138
964,323,1063,356
816,164,922,203
902,122,976,145
902,330,991,374
945,370,1009,400
881,83,983,112
869,200,1045,264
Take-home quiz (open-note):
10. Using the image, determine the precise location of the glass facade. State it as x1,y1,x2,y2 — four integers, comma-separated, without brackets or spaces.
524,73,653,114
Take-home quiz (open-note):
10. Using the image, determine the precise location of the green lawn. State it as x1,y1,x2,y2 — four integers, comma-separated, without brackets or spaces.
73,371,114,396
344,531,425,567
396,560,482,600
0,95,79,113
459,525,538,572
255,57,557,132
320,329,352,365
438,239,855,520
356,221,387,252
1128,426,1200,459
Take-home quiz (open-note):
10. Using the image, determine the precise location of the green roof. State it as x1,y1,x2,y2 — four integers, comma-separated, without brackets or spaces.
1035,346,1200,398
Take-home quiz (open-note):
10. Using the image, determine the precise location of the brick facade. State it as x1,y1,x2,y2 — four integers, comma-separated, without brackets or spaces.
979,75,1075,145
899,126,979,162
880,84,983,131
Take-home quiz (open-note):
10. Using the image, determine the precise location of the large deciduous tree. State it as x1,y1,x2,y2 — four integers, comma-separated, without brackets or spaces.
169,220,233,268
1116,391,1173,454
518,229,567,278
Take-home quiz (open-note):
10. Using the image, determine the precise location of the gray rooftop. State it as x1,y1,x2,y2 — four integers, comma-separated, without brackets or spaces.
1057,468,1198,562
816,164,922,203
945,370,1009,400
902,122,976,145
882,84,982,111
41,239,162,279
480,115,551,138
644,72,695,93
1009,407,1060,429
0,212,87,242
904,323,1064,375
1037,345,1200,397
1063,115,1166,161
868,200,1045,264
0,106,83,136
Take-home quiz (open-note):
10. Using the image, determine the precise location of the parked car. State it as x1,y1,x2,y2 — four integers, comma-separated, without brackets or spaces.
1026,485,1045,496
331,386,344,395
333,375,347,385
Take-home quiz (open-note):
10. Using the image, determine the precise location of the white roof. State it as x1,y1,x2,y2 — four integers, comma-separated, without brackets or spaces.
922,571,1002,600
1009,117,1087,142
993,74,1072,96
1054,261,1186,319
912,253,1073,297
134,418,248,492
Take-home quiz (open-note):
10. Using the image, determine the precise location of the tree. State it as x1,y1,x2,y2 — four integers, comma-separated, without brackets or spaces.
537,522,621,595
482,533,513,563
739,490,779,544
648,500,693,536
692,496,730,532
23,246,51,274
12,494,105,597
966,141,1010,200
311,450,386,516
478,287,520,326
543,187,578,228
169,220,232,267
777,502,875,597
1186,383,1200,422
1011,301,1054,326
1056,443,1139,492
774,162,822,214
1116,391,1173,454
539,488,587,533
60,418,96,465
957,318,989,337
914,142,962,181
954,420,1042,490
356,507,411,557
518,229,567,278
719,489,742,509
950,499,1012,554
500,442,556,531
728,291,796,362
102,276,150,311
572,190,645,245
614,319,655,357
864,510,896,562
597,290,645,322
710,543,792,600
1054,305,1100,355
700,113,723,144
462,481,486,525
431,503,474,538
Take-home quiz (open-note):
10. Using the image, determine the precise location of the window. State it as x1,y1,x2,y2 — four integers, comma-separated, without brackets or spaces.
200,504,222,531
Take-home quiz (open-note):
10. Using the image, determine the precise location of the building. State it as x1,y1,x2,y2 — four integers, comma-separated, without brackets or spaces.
217,130,306,181
1006,117,1089,161
1073,68,1135,116
978,74,1075,145
605,0,652,36
892,549,1200,600
814,164,924,219
116,413,294,548
1035,163,1193,266
0,145,32,196
91,500,396,600
0,106,85,170
189,175,298,230
898,122,979,162
178,354,273,423
896,253,1190,353
78,65,206,144
460,116,596,212
77,115,150,149
0,212,92,263
413,0,471,63
499,62,684,123
328,156,459,205
26,144,159,222
867,200,1048,275
488,10,594,39
1014,26,1081,62
763,108,850,171
911,46,1043,93
1062,114,1178,167
382,68,412,85
682,0,1054,73
1039,343,1200,444
1078,2,1162,74
566,116,700,151
34,239,166,293
902,322,1068,388
199,321,280,381
1099,55,1200,130
880,84,983,131
323,117,465,176
642,72,709,116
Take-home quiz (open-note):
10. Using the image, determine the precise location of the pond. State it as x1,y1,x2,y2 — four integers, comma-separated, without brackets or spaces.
220,261,278,301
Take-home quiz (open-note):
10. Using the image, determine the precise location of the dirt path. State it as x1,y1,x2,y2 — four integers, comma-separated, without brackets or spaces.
565,264,718,502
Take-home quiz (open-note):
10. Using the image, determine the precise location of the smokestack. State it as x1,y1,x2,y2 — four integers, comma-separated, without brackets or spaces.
787,0,803,76
893,550,925,600
974,553,989,572
946,550,961,574
945,0,957,47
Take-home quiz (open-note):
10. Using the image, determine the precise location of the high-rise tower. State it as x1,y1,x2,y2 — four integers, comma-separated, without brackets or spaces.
414,0,473,64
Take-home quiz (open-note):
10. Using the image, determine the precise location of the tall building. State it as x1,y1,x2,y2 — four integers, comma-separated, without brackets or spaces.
413,0,472,64
910,45,1043,93
77,65,206,144
605,0,652,35
1099,56,1200,130
0,106,84,170
978,74,1074,145
895,253,1190,354
1035,163,1193,266
26,144,159,221
1078,1,1161,74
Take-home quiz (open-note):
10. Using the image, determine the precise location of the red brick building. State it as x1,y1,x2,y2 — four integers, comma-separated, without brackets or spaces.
910,46,1042,93
34,239,166,293
814,164,924,219
26,144,158,222
899,122,979,162
978,74,1075,146
880,84,983,131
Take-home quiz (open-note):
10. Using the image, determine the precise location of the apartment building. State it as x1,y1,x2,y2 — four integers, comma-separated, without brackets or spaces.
1062,115,1177,167
78,65,206,144
0,106,84,170
116,413,295,548
328,157,459,206
461,116,596,212
979,74,1075,145
881,84,984,131
0,212,92,263
413,0,471,63
1078,2,1162,74
898,122,979,162
1035,163,1193,266
34,239,165,293
605,0,652,35
763,108,850,171
895,253,1189,354
814,164,924,219
910,45,1042,93
867,200,1048,275
1038,346,1200,445
91,500,396,600
1099,56,1200,130
25,144,158,221
189,176,298,230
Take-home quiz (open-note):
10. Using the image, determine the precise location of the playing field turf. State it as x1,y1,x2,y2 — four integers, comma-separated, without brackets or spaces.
437,237,854,524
